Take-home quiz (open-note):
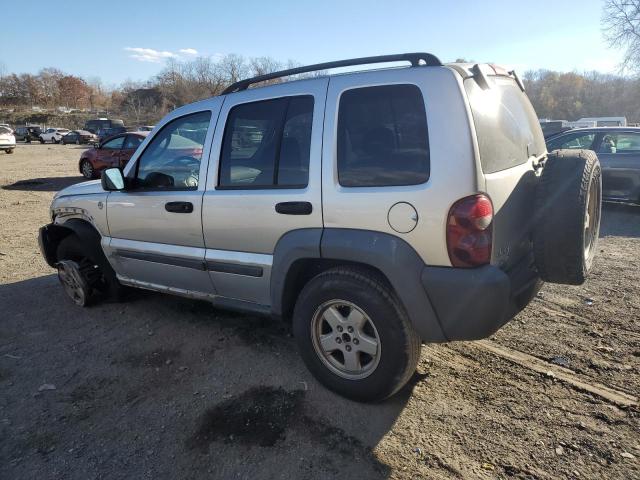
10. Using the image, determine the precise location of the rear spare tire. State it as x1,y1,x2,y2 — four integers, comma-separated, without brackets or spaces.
533,149,601,285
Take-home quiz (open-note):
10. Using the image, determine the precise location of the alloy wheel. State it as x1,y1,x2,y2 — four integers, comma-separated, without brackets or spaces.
310,300,381,380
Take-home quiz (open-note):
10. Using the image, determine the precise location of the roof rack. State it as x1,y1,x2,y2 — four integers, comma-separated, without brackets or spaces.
221,52,442,94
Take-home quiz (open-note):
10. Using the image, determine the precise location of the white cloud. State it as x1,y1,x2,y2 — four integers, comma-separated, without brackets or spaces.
124,47,200,63
125,47,178,63
178,48,198,56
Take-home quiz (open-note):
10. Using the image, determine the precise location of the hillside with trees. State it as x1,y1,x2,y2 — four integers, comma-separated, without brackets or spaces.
1,54,639,127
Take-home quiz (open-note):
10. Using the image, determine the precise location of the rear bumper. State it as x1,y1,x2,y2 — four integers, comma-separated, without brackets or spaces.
420,255,540,341
0,143,15,149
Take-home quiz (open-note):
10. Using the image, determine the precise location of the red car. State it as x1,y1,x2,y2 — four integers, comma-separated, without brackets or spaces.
79,132,148,179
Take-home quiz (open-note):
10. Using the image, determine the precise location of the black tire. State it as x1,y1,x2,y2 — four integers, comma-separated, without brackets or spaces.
56,234,125,304
533,149,602,285
293,267,421,402
39,137,45,144
80,160,95,179
5,149,13,154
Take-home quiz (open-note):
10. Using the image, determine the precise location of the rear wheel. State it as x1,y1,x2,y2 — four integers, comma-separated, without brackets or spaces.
39,137,45,144
5,149,13,154
533,149,602,285
293,267,421,402
81,160,95,179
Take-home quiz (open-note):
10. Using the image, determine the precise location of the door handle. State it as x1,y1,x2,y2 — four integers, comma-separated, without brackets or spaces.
165,201,193,213
275,201,313,215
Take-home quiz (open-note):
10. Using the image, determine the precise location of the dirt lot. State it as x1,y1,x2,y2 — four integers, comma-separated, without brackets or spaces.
0,144,638,480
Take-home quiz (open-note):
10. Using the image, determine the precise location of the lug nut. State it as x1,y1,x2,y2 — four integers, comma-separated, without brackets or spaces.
336,337,342,344
347,326,354,333
345,345,352,352
337,326,343,332
353,338,359,345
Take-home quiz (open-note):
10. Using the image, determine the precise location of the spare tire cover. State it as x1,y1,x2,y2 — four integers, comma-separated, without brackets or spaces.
533,149,602,285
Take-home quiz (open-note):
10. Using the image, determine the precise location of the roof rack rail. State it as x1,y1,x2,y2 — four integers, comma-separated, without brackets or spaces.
221,52,442,94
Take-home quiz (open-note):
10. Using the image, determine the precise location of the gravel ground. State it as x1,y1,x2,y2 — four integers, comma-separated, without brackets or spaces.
1,144,638,480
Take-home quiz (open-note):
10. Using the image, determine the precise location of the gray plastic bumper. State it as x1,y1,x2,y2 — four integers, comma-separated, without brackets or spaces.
421,259,540,341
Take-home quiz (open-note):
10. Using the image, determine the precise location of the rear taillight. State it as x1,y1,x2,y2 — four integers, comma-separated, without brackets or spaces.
446,194,493,268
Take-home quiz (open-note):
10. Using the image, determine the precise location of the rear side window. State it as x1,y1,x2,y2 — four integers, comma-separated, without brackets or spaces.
219,95,314,189
337,84,429,187
465,77,546,174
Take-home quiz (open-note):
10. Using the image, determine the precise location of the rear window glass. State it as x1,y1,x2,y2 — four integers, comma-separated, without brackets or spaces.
465,77,546,174
337,84,430,187
0,127,11,134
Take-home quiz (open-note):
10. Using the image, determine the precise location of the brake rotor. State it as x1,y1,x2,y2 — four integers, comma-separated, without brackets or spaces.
56,260,91,307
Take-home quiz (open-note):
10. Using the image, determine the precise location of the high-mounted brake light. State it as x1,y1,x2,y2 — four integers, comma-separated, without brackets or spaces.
446,194,493,268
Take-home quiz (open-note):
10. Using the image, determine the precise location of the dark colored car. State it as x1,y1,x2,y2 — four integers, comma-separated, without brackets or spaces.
62,130,97,145
97,126,127,143
14,126,43,142
79,132,148,179
84,118,125,134
546,127,640,203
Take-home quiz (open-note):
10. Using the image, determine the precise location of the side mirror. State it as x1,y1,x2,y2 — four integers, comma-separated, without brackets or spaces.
101,168,125,191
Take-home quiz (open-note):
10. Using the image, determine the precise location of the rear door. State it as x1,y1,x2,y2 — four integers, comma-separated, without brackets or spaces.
464,74,547,269
202,79,327,306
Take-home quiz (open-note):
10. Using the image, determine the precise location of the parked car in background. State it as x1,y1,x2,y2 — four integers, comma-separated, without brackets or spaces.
61,130,98,145
546,127,640,203
577,116,627,127
0,126,16,154
78,132,148,179
84,118,125,134
96,126,127,143
40,128,71,144
14,126,42,142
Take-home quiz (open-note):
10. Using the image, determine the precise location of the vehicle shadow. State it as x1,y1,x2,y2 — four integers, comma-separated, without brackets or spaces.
0,275,424,479
1,176,86,192
600,202,640,238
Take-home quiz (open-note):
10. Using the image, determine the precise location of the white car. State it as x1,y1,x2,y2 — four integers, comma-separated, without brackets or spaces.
0,126,16,154
40,128,71,144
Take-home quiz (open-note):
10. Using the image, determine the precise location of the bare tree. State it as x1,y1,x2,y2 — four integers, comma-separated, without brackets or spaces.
602,0,640,74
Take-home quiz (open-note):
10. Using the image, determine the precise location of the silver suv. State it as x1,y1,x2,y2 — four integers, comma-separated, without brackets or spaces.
38,53,602,401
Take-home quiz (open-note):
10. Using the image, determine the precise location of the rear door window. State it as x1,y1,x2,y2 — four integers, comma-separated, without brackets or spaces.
218,95,314,188
337,84,430,187
465,76,546,173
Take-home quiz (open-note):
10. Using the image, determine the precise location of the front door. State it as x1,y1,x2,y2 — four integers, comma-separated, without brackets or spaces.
595,131,640,201
105,106,219,297
96,135,125,170
119,134,145,169
202,79,328,305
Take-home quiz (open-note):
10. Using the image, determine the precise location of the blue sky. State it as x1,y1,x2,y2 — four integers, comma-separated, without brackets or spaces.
1,0,622,85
